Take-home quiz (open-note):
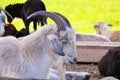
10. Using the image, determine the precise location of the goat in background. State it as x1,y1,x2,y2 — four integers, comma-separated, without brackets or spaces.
94,20,120,42
98,46,120,79
5,0,47,35
3,24,27,38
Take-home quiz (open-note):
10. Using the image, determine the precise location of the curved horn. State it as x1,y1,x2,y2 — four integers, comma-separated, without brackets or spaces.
27,11,67,31
0,6,13,19
53,12,71,28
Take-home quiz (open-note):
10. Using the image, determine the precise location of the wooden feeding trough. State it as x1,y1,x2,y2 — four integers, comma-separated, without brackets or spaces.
76,41,120,63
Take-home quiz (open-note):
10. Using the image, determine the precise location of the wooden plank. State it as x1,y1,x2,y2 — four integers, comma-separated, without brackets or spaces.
76,41,120,63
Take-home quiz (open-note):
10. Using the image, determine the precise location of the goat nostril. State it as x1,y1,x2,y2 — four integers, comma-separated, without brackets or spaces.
74,58,77,62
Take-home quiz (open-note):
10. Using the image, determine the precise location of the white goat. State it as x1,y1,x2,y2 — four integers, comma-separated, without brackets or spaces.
94,20,120,42
17,12,77,80
76,33,111,42
0,11,77,79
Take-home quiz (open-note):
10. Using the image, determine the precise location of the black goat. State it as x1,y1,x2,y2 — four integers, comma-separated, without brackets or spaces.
5,0,47,35
98,46,120,79
4,24,18,36
15,28,28,38
4,23,28,38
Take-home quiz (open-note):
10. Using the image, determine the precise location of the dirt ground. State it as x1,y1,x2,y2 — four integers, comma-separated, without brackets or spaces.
66,63,104,80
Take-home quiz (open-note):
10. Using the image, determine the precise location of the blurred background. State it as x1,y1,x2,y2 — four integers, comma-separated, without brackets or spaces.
0,0,120,33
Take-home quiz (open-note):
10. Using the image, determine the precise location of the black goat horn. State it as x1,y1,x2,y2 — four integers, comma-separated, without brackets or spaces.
27,11,68,31
0,6,13,20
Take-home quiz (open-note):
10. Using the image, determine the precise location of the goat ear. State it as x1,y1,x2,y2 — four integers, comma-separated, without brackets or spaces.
47,34,65,56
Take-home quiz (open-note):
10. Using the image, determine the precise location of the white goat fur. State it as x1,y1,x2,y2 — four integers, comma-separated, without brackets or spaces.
0,24,76,79
20,31,67,80
76,33,111,42
50,53,66,80
94,20,120,42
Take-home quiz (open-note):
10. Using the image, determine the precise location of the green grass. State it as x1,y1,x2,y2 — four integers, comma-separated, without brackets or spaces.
0,0,120,33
